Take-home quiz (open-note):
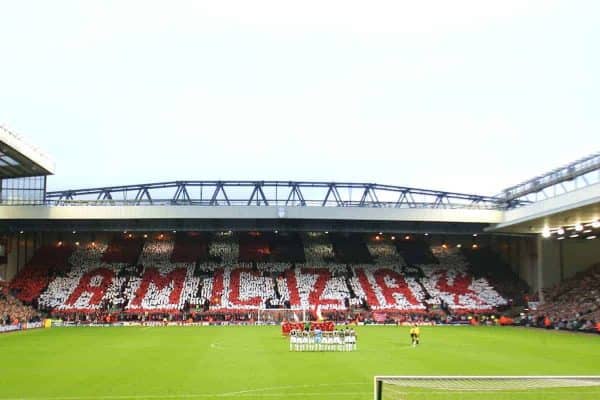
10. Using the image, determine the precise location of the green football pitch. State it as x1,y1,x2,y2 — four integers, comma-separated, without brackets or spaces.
0,326,598,399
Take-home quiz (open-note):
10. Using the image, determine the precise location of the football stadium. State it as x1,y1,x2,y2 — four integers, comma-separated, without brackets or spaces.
2,3,600,400
0,127,599,399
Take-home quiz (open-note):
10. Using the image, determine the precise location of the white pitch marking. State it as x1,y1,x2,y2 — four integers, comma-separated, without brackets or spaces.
0,383,369,400
2,390,599,400
0,394,371,400
217,382,365,396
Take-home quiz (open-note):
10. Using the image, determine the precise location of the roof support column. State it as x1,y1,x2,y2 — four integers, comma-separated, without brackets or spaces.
536,237,545,303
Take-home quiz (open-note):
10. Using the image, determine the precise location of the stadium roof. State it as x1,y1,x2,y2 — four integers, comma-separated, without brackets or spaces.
0,126,55,178
499,151,600,203
489,151,600,235
45,180,517,209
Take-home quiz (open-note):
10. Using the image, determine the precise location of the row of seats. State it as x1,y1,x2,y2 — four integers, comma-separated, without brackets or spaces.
1,292,40,324
422,247,507,311
534,263,600,324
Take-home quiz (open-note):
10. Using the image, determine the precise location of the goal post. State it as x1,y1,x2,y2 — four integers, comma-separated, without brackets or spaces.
373,376,600,400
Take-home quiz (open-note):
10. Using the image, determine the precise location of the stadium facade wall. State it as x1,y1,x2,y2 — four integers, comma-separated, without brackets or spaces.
491,235,600,291
0,205,503,224
490,236,538,290
540,238,600,287
6,233,37,281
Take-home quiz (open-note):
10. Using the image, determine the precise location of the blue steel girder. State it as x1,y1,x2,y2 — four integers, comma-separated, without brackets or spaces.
322,183,344,207
173,182,192,205
45,180,515,209
285,183,306,206
359,184,381,207
247,182,269,206
394,190,417,208
210,182,231,206
500,151,600,204
96,190,113,201
433,193,451,207
134,187,153,205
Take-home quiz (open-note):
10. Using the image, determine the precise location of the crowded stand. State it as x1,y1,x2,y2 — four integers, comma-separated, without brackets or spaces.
290,267,352,311
303,233,335,265
9,244,74,303
221,265,277,309
138,235,174,265
256,262,290,273
420,246,508,312
462,247,529,306
531,263,600,333
124,263,198,312
209,233,239,264
367,238,406,267
12,233,585,328
124,236,200,312
351,265,427,311
37,241,124,312
1,292,40,324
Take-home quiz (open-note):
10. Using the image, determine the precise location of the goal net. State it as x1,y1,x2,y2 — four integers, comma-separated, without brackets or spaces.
374,376,600,400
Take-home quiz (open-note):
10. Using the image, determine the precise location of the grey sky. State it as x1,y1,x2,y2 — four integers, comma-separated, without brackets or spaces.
1,1,598,195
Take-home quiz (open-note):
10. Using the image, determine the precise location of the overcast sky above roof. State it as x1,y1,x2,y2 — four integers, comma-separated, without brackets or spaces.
0,1,598,195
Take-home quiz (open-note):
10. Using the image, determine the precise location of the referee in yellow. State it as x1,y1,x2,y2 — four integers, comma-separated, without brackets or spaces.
410,324,420,347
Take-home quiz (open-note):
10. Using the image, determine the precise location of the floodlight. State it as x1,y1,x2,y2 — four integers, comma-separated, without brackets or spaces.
541,228,551,238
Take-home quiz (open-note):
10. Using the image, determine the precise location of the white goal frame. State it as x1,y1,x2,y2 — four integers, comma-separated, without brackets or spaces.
373,375,600,400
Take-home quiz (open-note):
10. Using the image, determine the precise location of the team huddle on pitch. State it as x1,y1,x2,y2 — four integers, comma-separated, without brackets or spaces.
289,328,357,352
289,325,422,352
